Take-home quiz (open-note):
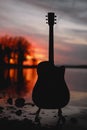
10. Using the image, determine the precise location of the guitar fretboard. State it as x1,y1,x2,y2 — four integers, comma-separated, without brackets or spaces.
46,12,56,65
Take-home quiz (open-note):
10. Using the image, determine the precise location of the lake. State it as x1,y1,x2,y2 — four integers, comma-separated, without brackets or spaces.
0,67,87,106
0,67,87,120
0,68,87,125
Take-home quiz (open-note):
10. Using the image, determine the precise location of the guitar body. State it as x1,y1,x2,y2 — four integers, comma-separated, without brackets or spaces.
32,61,70,109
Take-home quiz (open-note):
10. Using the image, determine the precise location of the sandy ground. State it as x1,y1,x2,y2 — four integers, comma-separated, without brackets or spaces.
0,102,87,130
0,91,87,129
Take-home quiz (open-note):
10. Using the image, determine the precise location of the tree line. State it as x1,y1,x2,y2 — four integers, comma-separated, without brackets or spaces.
0,35,36,66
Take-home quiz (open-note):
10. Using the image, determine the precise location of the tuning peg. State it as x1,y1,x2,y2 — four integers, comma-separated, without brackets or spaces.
55,15,57,17
46,18,48,21
45,15,48,17
46,22,48,24
54,22,56,24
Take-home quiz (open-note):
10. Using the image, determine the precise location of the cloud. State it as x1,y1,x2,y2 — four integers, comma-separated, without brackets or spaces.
0,0,45,34
17,0,87,25
55,42,87,65
0,0,87,65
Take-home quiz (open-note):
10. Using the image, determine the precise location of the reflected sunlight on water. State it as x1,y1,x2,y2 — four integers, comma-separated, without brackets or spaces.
0,68,37,104
0,68,87,107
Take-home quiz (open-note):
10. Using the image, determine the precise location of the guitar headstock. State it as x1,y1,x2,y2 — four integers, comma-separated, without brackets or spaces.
46,12,57,26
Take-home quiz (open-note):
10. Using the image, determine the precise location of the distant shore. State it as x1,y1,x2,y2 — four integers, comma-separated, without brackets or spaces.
0,63,87,69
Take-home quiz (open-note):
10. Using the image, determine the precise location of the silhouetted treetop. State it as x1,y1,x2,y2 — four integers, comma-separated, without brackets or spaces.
0,35,33,65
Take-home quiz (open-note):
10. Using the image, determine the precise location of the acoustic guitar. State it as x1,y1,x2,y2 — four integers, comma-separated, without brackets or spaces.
32,12,70,110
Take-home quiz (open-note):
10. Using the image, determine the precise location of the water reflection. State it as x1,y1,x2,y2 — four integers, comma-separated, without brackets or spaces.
65,69,87,92
0,68,87,106
0,67,37,100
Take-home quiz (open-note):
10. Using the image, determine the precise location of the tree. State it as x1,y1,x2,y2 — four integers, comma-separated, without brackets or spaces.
0,35,31,65
0,44,5,64
4,46,12,64
13,36,31,65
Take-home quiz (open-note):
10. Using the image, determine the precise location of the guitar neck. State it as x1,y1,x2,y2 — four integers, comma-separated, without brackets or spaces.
49,24,54,64
46,12,56,65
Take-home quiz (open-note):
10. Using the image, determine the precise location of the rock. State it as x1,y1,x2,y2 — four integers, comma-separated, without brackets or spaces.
15,98,25,107
7,98,13,105
15,110,22,116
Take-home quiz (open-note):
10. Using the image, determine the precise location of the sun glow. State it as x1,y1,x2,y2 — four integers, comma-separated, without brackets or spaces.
26,55,32,60
10,58,14,64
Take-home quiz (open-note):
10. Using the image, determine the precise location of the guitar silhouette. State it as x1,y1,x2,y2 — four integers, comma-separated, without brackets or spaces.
32,12,70,124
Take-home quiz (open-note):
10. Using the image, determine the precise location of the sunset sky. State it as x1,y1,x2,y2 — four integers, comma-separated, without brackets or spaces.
0,0,87,65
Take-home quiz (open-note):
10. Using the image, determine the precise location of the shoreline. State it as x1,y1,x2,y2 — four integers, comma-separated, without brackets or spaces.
0,103,87,129
0,90,87,129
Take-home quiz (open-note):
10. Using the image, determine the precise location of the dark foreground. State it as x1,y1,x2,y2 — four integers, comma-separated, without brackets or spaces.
0,116,87,130
0,104,87,130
